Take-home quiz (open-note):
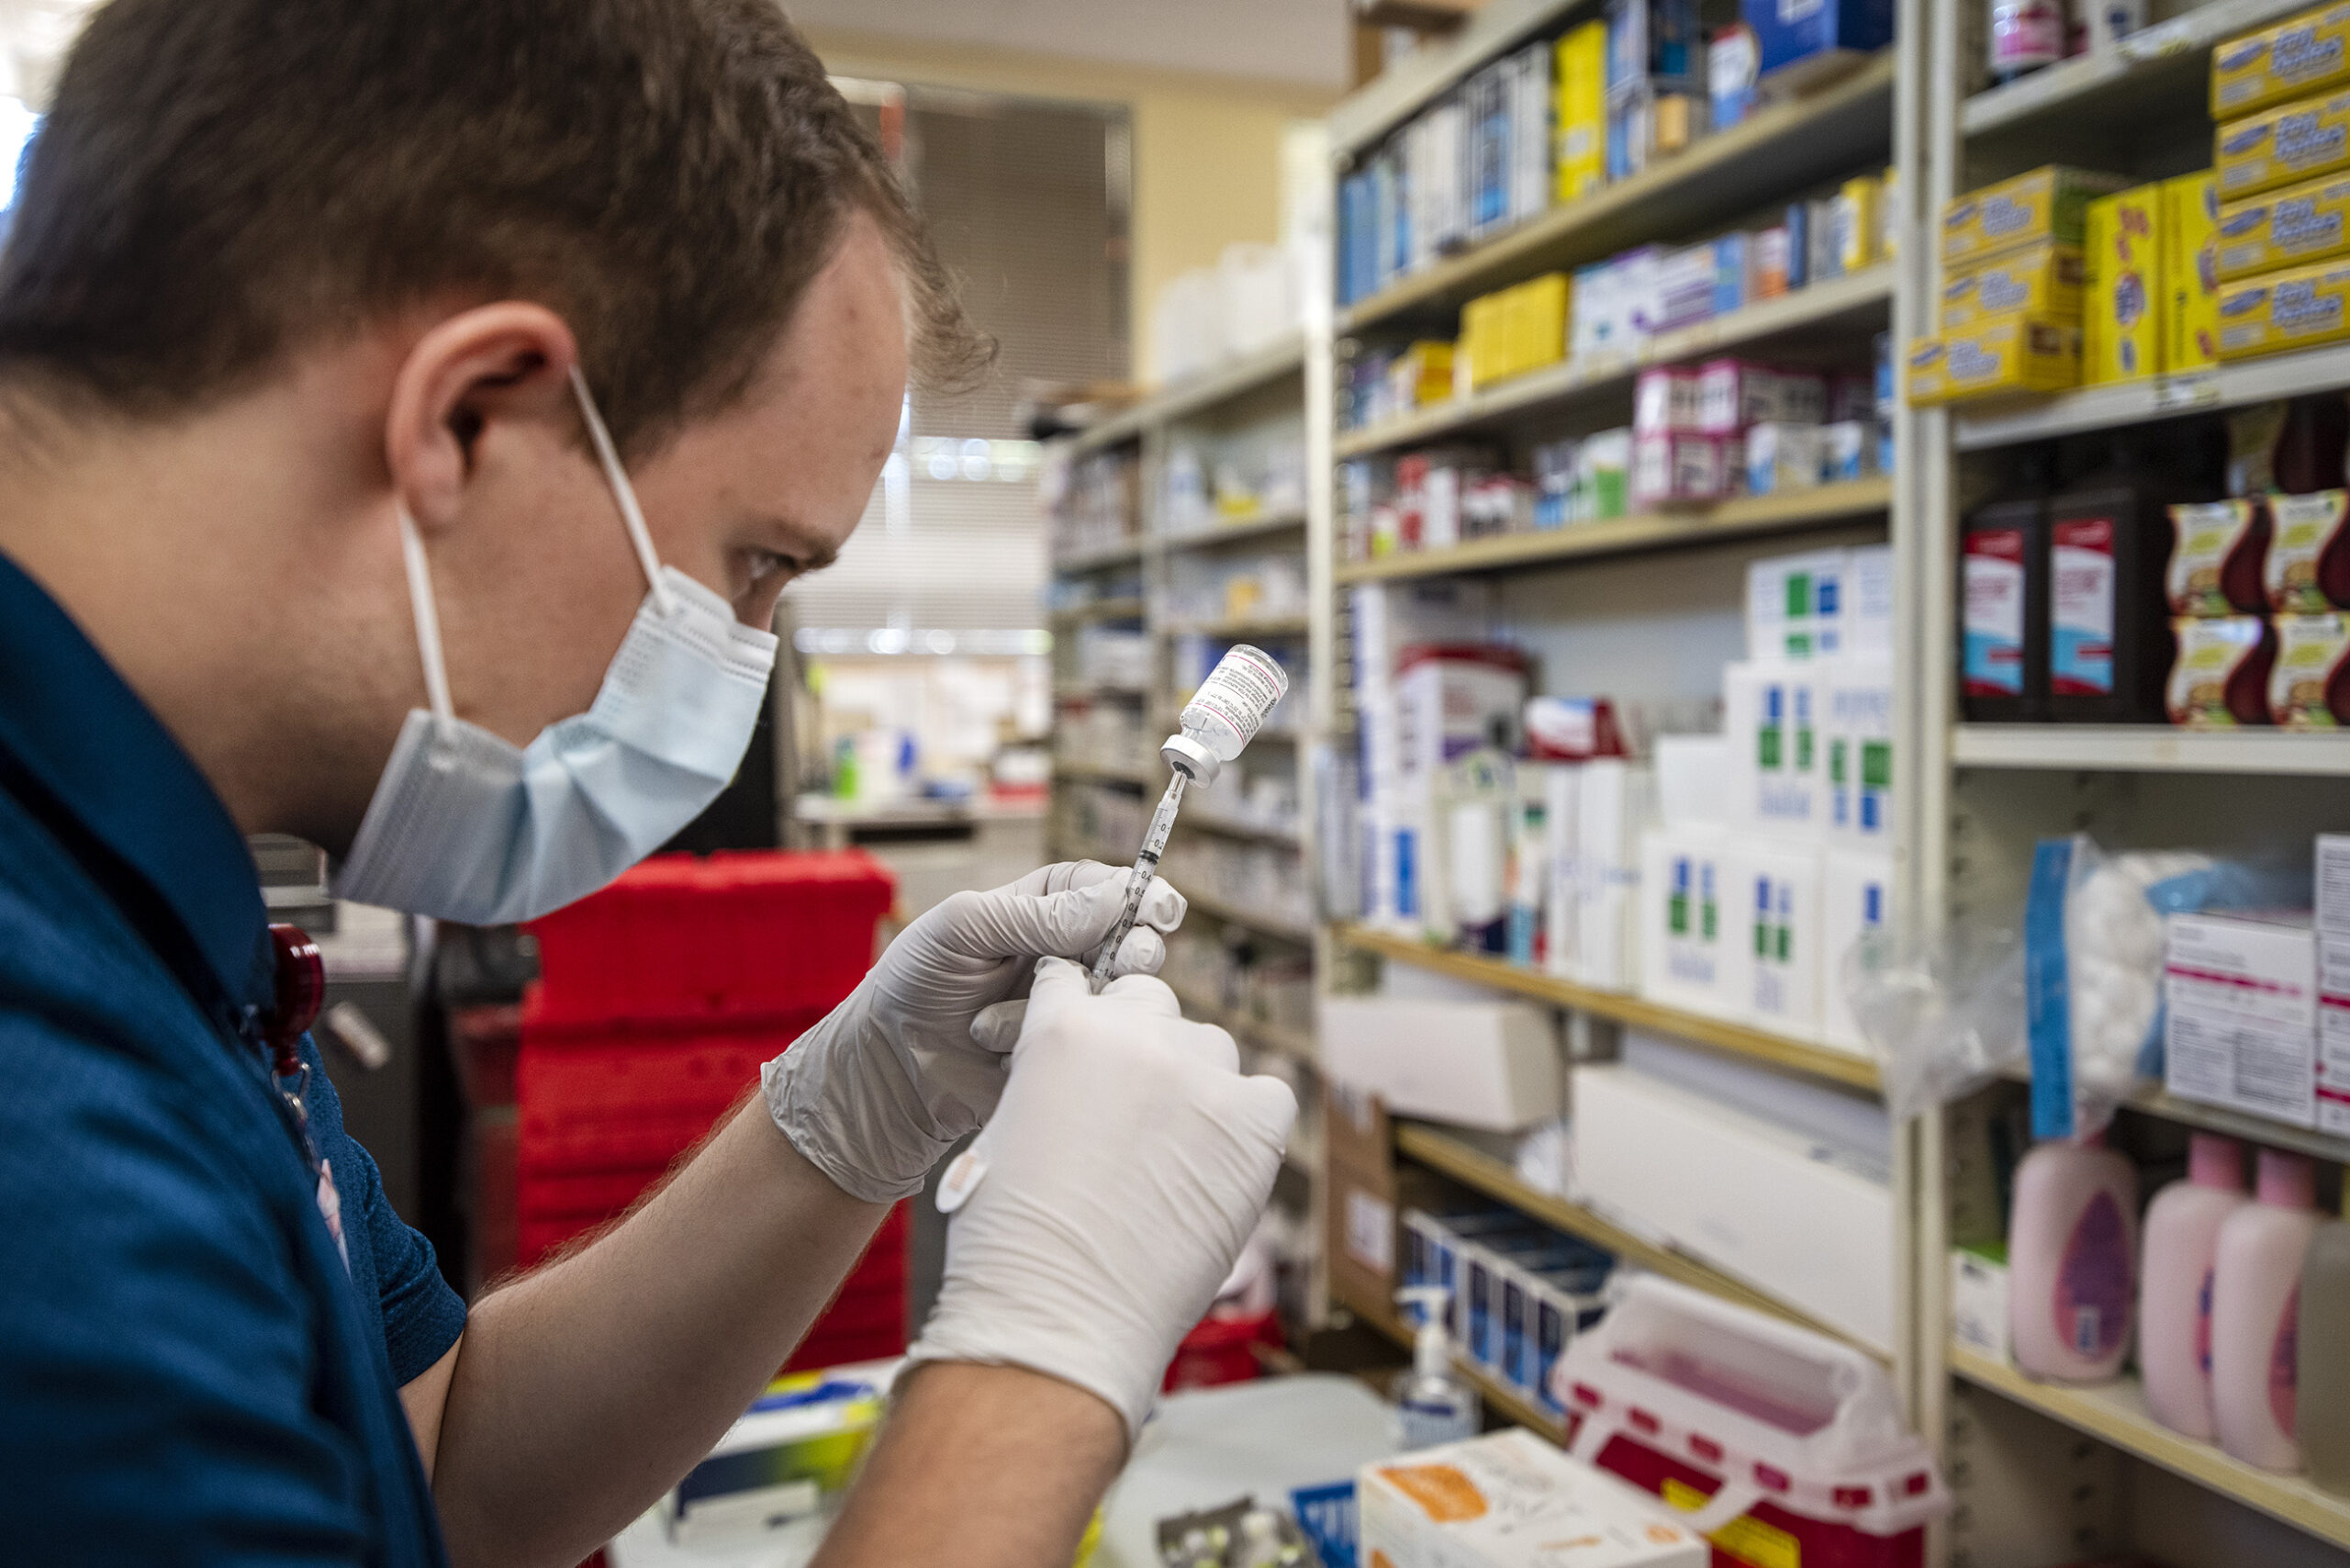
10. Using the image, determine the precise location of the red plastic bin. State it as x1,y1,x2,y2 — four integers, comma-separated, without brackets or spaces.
526,850,892,1025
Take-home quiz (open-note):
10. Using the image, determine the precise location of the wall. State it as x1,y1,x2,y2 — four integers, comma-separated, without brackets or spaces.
801,26,1337,387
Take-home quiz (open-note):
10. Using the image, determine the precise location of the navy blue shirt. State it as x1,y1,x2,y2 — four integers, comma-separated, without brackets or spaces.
0,551,464,1564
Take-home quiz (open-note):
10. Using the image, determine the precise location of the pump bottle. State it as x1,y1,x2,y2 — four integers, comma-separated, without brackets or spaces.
1393,1285,1479,1450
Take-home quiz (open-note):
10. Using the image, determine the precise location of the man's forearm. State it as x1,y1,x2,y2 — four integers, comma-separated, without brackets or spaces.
430,1097,890,1568
815,1362,1126,1568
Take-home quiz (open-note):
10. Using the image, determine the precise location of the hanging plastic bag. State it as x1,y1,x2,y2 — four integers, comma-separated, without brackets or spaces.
1848,922,2027,1126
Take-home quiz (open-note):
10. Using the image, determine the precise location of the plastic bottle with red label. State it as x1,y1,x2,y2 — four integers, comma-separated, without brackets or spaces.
1960,445,2055,722
2047,430,2206,723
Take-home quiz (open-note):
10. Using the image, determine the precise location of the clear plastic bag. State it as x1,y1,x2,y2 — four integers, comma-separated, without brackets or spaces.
1847,923,2026,1126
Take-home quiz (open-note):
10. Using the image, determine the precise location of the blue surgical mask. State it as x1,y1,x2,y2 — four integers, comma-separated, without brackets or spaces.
333,368,778,924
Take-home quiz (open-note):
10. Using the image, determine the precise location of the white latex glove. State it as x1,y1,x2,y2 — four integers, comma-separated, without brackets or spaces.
765,862,1185,1204
904,957,1297,1443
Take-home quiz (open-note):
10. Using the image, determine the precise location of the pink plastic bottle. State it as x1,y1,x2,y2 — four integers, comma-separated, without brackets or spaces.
2008,1135,2139,1383
2211,1148,2323,1472
2141,1134,2250,1439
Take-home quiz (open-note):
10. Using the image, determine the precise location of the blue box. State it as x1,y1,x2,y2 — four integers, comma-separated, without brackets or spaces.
1743,0,1893,82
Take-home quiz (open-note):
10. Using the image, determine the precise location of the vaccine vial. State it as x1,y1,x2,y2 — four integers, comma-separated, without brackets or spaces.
1160,644,1290,784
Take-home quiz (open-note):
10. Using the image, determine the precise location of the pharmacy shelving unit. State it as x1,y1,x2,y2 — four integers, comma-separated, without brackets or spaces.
1901,0,2350,1559
1040,334,1331,1322
1304,0,1918,1489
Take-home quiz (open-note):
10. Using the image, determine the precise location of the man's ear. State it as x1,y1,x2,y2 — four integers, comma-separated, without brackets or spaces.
384,303,580,534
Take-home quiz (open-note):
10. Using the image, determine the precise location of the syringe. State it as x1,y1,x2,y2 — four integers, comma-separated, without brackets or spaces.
1088,644,1289,991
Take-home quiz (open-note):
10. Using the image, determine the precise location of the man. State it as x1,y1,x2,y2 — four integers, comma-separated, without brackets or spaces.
0,3,1296,1565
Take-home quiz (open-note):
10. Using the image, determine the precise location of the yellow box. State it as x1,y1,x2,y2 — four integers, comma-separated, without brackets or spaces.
2085,186,2167,382
2163,173,2222,372
1943,165,2131,266
1463,292,1507,387
2215,168,2350,279
2216,88,2350,199
2213,3,2350,119
1838,175,1882,274
1398,341,1455,408
1906,319,2083,406
1505,273,1569,379
1554,22,1606,206
1941,242,2086,330
2216,254,2350,357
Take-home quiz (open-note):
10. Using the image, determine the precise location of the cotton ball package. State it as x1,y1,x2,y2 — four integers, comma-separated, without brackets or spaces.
2065,850,2212,1105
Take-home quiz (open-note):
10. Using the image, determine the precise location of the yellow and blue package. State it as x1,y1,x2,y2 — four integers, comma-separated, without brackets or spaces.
659,1370,889,1547
1906,319,2081,405
2085,186,2165,382
2161,173,2222,372
1554,22,1607,204
2217,254,2350,357
2216,88,2350,198
2212,3,2350,119
1940,242,2086,331
2216,169,2350,277
1943,165,2131,266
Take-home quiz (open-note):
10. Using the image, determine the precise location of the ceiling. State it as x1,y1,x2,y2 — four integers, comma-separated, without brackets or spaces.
781,0,1350,92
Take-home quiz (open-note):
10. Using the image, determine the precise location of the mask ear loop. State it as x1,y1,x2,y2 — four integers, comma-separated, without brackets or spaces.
397,505,456,723
568,364,677,618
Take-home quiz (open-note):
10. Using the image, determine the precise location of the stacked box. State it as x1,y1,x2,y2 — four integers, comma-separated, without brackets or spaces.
2085,185,2166,383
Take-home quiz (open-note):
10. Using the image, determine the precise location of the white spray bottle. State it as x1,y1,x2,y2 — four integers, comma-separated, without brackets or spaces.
1393,1284,1480,1450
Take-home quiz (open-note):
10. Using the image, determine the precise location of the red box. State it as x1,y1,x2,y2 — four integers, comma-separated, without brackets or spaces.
527,850,892,1025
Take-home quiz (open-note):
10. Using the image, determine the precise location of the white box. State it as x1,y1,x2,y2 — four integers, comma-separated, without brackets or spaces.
1395,648,1528,778
1576,760,1653,991
1744,420,1823,496
1541,764,1583,980
1747,548,1848,662
1723,662,1825,838
1846,544,1896,661
1652,734,1729,829
1572,1064,1897,1351
2324,933,2350,1137
1358,1430,1705,1568
1823,659,1895,846
2165,911,2320,1129
1695,358,1778,434
2320,834,2350,935
1638,828,1734,1019
1319,995,1564,1130
1950,1248,2011,1361
1822,419,1880,482
1634,367,1701,434
1727,839,1826,1040
1823,848,1895,1056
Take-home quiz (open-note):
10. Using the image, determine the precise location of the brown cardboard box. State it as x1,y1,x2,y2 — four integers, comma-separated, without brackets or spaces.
1326,1084,1398,1317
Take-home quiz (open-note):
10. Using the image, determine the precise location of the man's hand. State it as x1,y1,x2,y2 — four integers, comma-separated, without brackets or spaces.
905,958,1297,1441
764,862,1184,1203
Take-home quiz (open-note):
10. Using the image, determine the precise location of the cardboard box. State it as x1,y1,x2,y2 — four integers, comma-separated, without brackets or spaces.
1743,0,1893,84
2213,3,2350,118
2086,185,2166,382
2217,170,2350,279
1556,22,1608,205
1905,319,2083,404
1359,1430,1705,1568
1319,996,1564,1130
1950,1247,2012,1361
2321,833,2350,931
1940,242,2086,330
1576,759,1653,992
1726,838,1826,1039
2163,172,2223,373
1824,661,1896,846
2217,88,2350,198
1724,660,1827,837
2322,930,2350,1134
1638,827,1735,1018
2218,253,2350,356
1942,165,2130,267
1326,1085,1400,1316
1572,1064,1897,1350
2165,910,2319,1127
2268,489,2350,610
2272,610,2350,725
1746,546,1851,661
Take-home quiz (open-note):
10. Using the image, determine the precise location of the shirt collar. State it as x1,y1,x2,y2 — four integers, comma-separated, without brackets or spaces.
0,550,274,1016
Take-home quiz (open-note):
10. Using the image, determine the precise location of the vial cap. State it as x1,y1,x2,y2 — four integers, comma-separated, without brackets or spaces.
1161,733,1220,783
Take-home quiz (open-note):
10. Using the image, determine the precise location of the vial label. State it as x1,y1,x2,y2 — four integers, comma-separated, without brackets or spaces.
1185,644,1289,749
1964,526,2029,695
2052,516,2120,697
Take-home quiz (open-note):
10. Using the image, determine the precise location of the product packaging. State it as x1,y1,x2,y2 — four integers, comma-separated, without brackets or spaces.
2213,3,2350,118
1745,420,1824,495
1834,174,1883,274
1639,828,1734,1017
1747,547,1852,660
1577,759,1654,992
1359,1429,1705,1568
2210,1149,2323,1470
2162,172,2223,372
1824,661,1895,846
2006,1137,2138,1383
1723,661,1825,835
2266,488,2350,609
1741,0,1893,80
1990,0,2065,80
1960,448,2056,719
1751,223,1795,297
2166,498,2273,615
1905,319,2083,404
1942,165,2132,267
2166,910,2319,1126
1823,419,1881,481
2048,436,2189,722
2218,254,2350,357
1694,357,1774,432
2271,610,2350,724
1951,1247,2012,1361
1631,431,1737,506
1939,242,2086,331
1822,847,1893,1053
1708,22,1758,129
2085,185,2165,382
1733,839,1826,1038
1556,21,1609,205
1634,366,1702,432
2217,89,2350,199
2218,171,2350,279
2167,614,2277,724
659,1368,890,1547
2141,1134,2252,1440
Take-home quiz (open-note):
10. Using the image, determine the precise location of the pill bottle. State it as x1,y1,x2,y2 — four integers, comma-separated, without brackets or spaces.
1160,644,1290,785
1961,443,2055,722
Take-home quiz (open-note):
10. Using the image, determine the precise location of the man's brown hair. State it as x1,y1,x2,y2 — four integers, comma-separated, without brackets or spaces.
0,0,988,454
